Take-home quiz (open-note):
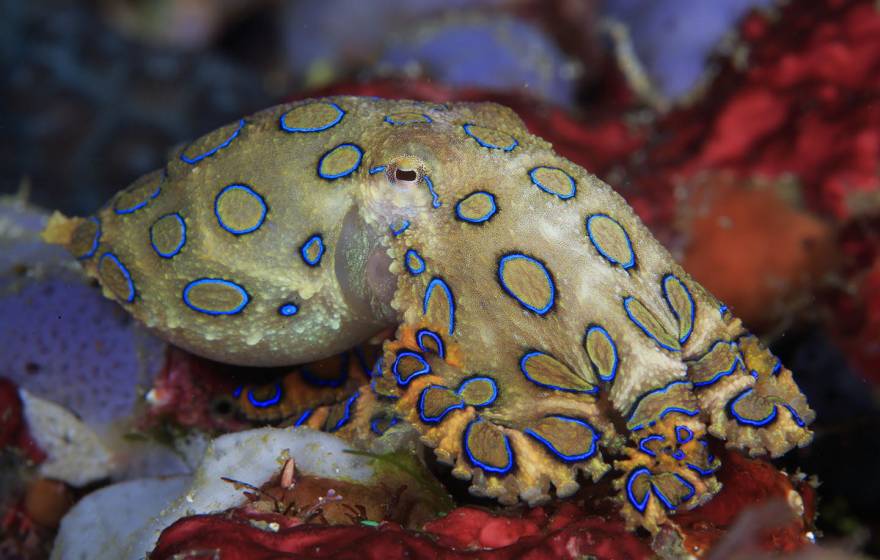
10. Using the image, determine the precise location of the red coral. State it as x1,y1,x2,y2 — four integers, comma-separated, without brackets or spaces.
0,377,45,464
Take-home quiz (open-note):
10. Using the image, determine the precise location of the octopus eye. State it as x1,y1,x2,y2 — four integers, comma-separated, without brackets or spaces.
395,169,418,182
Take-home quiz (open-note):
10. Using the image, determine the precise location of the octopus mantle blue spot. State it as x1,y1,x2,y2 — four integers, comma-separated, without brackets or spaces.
43,96,815,533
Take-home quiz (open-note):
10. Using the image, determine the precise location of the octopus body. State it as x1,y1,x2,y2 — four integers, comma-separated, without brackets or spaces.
44,96,815,531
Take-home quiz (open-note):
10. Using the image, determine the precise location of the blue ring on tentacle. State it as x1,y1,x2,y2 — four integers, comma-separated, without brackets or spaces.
77,216,102,260
294,409,313,427
637,434,665,457
300,234,325,267
462,123,518,152
626,467,652,513
280,102,344,132
183,278,249,315
416,328,445,358
719,303,729,316
317,143,363,180
728,388,777,427
662,274,696,345
390,220,410,236
423,277,456,335
392,351,431,386
369,165,386,174
691,341,743,388
418,385,465,423
455,191,497,224
524,416,598,462
497,253,555,316
623,296,679,352
519,351,599,395
528,166,576,200
214,184,267,235
772,358,782,376
150,213,187,258
456,376,498,407
585,214,635,269
783,404,807,427
278,303,299,317
114,184,161,215
370,416,399,435
687,462,719,477
301,355,349,388
329,391,359,432
422,175,441,208
672,450,686,460
232,386,243,398
584,325,619,382
651,474,695,512
247,383,282,408
370,357,384,379
384,113,432,125
463,419,514,475
99,252,136,302
180,118,244,164
675,425,694,444
626,380,697,430
405,249,426,275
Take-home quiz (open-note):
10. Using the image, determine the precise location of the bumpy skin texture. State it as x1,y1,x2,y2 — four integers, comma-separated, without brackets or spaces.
44,96,815,532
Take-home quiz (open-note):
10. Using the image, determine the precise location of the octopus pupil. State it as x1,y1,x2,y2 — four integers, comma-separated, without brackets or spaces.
395,169,418,182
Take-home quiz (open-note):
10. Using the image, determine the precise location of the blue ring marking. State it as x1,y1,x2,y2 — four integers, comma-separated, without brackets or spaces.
369,165,386,175
691,341,742,388
728,388,777,427
700,439,716,464
405,249,426,275
626,467,652,513
418,385,465,423
651,474,696,512
416,329,445,358
497,253,556,316
658,406,700,423
317,143,364,180
462,123,518,152
519,351,599,395
771,358,782,376
463,419,514,475
719,303,729,316
783,404,807,427
585,214,635,269
181,118,244,164
214,184,267,235
280,102,345,133
456,376,498,407
247,383,282,408
299,235,325,267
528,167,576,200
524,416,598,462
390,219,410,236
623,296,679,352
422,175,441,208
370,356,384,379
77,216,102,260
370,416,399,435
384,113,432,125
637,434,665,457
672,450,686,460
584,325,619,382
392,351,431,386
182,278,249,315
687,462,719,477
662,274,696,345
294,409,313,427
455,191,497,224
150,213,187,259
278,303,299,317
99,252,135,303
626,380,694,428
232,386,243,398
423,277,456,335
329,391,359,432
675,425,694,444
114,184,161,215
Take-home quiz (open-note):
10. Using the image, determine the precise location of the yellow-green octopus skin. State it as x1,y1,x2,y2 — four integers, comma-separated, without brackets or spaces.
44,96,815,531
